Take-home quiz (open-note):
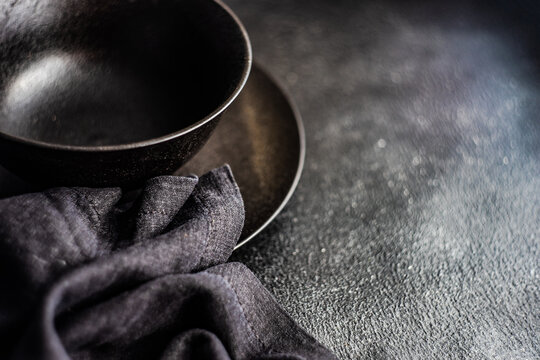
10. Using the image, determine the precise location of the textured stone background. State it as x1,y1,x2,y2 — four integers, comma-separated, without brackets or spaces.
228,0,540,359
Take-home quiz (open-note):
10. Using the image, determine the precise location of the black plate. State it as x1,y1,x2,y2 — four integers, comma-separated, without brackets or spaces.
0,63,305,249
179,64,305,248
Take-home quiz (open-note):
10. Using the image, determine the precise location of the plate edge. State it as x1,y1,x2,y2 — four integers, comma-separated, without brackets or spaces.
234,63,306,250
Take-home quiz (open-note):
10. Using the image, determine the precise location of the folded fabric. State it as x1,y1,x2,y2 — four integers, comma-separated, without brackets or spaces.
0,166,336,360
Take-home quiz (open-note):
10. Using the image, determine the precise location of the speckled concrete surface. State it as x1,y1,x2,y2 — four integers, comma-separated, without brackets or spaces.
227,1,540,358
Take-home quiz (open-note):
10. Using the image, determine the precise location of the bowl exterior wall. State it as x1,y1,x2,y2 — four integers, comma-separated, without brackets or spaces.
0,115,220,187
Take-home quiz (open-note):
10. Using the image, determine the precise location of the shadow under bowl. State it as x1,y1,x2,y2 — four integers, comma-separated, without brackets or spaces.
0,0,251,187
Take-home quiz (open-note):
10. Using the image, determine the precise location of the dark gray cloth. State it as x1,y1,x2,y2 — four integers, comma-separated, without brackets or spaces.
0,166,336,360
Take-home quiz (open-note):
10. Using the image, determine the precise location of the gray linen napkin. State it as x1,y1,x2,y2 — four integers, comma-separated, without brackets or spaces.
0,166,336,360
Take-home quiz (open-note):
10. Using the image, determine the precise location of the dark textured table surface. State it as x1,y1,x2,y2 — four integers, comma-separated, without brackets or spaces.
227,1,540,359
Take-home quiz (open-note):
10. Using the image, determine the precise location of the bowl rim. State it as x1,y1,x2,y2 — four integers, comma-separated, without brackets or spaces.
0,0,252,152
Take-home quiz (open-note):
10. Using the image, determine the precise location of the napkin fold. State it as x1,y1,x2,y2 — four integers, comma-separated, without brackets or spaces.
0,166,335,360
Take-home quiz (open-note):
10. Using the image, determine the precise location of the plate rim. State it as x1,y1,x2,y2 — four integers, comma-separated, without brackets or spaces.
234,63,306,250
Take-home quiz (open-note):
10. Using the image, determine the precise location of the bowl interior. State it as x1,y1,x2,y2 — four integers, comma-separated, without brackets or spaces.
0,0,248,147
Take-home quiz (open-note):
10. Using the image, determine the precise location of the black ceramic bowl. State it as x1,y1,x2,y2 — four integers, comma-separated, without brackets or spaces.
0,0,251,187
